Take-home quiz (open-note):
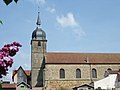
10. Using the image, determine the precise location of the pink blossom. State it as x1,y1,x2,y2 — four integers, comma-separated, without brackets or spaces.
0,42,22,78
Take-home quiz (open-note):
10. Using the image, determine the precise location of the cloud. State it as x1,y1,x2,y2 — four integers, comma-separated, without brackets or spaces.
56,13,78,28
73,28,86,40
56,12,85,40
24,63,30,68
13,51,31,70
47,7,56,13
17,51,30,61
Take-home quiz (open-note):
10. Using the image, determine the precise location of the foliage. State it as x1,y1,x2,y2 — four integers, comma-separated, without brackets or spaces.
0,42,22,78
96,87,102,90
0,82,1,90
3,0,19,5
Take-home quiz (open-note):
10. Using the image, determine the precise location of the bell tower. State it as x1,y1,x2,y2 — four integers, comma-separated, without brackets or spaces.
31,12,47,88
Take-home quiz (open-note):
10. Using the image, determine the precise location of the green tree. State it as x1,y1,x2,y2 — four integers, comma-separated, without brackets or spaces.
0,82,2,90
96,87,102,90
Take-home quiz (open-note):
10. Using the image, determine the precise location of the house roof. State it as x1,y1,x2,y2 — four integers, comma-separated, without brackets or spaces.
17,81,31,88
73,84,94,89
105,69,120,82
12,66,31,76
12,66,31,81
24,70,31,76
46,52,120,64
2,83,16,88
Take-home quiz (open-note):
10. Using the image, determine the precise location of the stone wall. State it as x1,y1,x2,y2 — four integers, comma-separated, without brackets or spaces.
45,80,91,90
45,64,120,90
31,40,47,88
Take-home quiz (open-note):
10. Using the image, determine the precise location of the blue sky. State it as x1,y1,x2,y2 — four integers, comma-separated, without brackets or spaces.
1,0,120,81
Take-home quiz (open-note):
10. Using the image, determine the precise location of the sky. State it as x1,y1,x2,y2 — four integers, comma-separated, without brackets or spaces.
1,0,120,82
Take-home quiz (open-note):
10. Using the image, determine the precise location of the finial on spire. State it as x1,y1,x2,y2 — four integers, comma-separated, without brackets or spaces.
36,11,41,26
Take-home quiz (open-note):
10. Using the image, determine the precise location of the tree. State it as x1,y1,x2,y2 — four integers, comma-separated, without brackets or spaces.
0,42,22,78
3,0,19,5
0,1,21,78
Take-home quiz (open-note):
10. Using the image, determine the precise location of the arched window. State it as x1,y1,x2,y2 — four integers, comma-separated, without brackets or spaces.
104,71,109,77
107,68,112,72
76,68,81,78
92,68,97,78
38,41,41,46
60,68,65,78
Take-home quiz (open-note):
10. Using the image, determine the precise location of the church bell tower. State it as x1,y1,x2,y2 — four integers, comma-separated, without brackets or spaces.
31,12,47,88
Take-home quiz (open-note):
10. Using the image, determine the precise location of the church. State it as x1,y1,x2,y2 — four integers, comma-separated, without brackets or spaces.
30,13,120,90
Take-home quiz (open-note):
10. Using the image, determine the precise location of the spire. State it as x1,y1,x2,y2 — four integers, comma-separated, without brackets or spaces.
36,12,41,27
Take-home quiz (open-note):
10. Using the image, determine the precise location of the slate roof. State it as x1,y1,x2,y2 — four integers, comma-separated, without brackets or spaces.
12,66,31,81
12,66,31,77
17,81,31,88
73,84,94,89
46,52,120,64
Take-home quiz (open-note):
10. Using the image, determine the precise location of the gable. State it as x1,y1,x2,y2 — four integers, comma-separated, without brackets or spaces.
17,81,30,88
12,66,31,79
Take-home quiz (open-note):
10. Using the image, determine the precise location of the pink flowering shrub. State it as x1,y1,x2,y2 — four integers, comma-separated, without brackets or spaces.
0,42,22,78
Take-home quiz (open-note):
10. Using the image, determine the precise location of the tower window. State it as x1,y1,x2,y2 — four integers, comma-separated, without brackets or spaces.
92,68,97,78
60,68,65,78
76,68,81,78
38,41,41,46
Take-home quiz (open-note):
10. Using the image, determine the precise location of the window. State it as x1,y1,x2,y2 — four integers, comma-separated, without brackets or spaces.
38,41,41,46
76,68,81,78
17,69,24,83
107,68,112,72
21,86,24,90
60,68,65,78
92,68,97,78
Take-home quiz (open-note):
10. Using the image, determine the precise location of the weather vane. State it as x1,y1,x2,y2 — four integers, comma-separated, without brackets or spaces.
36,2,41,27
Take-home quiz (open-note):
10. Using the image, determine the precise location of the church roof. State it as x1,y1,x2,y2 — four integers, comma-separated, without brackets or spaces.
46,52,120,64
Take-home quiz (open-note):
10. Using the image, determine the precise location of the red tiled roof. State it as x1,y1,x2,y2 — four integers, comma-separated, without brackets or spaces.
24,70,31,76
12,69,31,77
12,67,31,81
46,52,120,64
2,83,16,88
108,69,120,82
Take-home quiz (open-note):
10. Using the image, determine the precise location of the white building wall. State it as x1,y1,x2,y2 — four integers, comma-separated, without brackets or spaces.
94,74,117,89
14,74,17,83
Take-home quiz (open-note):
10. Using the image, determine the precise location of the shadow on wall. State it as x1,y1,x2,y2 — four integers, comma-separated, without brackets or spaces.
35,57,45,87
